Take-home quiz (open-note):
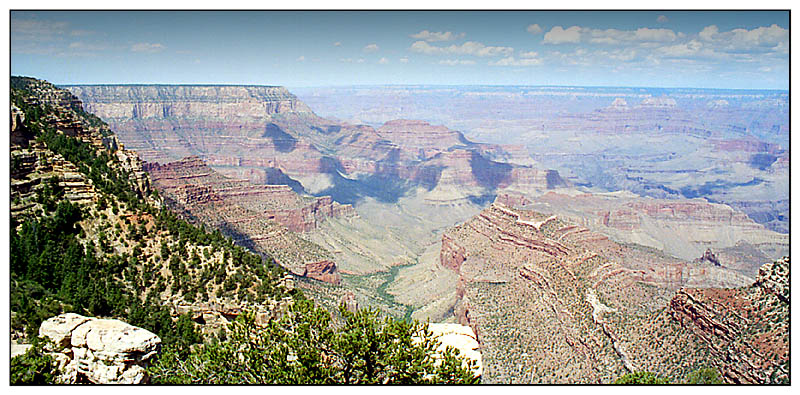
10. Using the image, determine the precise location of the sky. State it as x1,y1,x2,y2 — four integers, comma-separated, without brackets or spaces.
10,10,790,90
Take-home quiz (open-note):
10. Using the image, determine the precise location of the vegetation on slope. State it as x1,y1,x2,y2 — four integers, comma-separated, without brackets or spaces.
10,76,478,384
151,301,479,384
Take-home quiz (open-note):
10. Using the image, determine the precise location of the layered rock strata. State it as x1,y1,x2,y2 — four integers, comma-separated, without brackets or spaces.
666,257,789,384
530,191,788,277
438,199,759,383
144,156,343,283
65,85,566,202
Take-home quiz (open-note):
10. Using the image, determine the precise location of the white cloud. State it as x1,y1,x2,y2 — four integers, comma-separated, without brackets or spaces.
399,57,409,63
587,27,677,45
378,57,389,64
490,56,542,66
698,24,788,53
410,40,513,57
131,42,165,53
519,51,538,58
12,17,101,55
656,40,717,59
12,18,69,40
296,55,305,62
526,24,543,35
633,28,677,42
333,41,342,47
438,59,476,66
543,26,582,44
699,25,719,42
69,29,95,37
544,25,677,45
68,42,108,51
357,58,365,63
650,23,788,63
657,15,669,23
410,30,465,42
608,48,638,62
363,43,379,52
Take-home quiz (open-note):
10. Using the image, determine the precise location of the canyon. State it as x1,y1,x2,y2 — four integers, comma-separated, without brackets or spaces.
60,82,789,383
294,85,789,234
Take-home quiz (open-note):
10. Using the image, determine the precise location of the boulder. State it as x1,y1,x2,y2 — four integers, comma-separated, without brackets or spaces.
39,313,161,384
39,313,94,351
427,323,482,378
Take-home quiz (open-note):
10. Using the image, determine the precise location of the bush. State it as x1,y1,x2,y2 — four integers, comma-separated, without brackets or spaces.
11,339,59,385
614,371,670,384
150,301,479,384
686,367,723,384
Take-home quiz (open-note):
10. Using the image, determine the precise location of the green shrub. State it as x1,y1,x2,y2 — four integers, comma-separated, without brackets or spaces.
686,367,723,384
11,339,59,385
614,371,670,384
150,301,479,384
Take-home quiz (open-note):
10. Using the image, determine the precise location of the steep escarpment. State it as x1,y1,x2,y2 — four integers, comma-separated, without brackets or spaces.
65,85,567,206
438,199,758,383
530,191,788,277
65,84,313,120
143,157,342,283
145,156,355,233
11,77,294,350
665,257,789,384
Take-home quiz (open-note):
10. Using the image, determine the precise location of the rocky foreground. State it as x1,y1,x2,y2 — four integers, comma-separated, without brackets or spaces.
38,314,161,384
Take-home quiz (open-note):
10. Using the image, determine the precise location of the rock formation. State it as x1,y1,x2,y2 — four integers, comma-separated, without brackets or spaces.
65,85,567,204
145,156,355,232
437,198,763,383
144,156,343,283
39,313,161,384
667,257,789,383
427,323,482,377
530,191,788,277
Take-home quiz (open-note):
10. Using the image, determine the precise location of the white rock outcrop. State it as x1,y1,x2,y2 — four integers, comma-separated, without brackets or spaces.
39,313,161,384
427,323,483,377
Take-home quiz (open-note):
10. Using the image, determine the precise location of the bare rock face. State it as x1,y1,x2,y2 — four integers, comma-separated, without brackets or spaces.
668,257,789,383
440,234,467,272
38,313,93,351
302,260,341,284
427,323,482,378
39,314,161,384
144,156,345,283
145,156,355,233
376,119,468,150
66,84,312,120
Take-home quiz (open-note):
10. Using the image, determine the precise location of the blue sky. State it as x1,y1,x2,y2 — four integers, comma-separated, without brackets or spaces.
10,10,789,89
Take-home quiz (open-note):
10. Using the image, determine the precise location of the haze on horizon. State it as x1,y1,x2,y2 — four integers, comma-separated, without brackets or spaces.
11,10,789,90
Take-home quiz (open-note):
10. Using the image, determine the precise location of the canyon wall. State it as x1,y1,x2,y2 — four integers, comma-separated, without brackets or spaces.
436,197,779,383
66,85,567,206
144,156,347,283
